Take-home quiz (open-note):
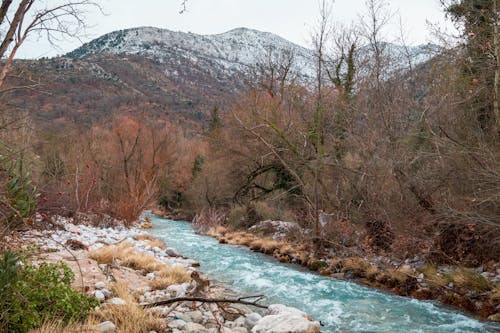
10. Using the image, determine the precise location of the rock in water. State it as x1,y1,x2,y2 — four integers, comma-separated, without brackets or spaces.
165,247,181,257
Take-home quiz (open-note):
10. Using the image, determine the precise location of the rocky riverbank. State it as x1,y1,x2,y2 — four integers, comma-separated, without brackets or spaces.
7,215,321,333
199,220,500,323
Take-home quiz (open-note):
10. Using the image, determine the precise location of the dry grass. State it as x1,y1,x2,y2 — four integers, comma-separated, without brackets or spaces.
93,282,163,333
145,238,166,249
491,285,500,300
89,242,133,265
89,243,163,272
341,257,370,273
419,263,450,287
448,268,493,292
149,265,191,290
366,265,380,279
224,231,255,246
28,319,98,333
249,238,283,254
133,234,156,242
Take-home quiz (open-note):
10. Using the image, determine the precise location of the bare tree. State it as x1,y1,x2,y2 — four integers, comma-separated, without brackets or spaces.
0,0,101,89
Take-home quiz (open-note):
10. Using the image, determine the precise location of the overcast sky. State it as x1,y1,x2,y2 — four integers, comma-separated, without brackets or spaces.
17,0,455,59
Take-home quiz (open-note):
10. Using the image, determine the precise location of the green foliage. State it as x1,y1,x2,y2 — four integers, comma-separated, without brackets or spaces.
327,42,357,100
209,105,222,132
192,155,204,177
445,0,497,132
0,251,99,333
308,259,328,271
1,161,39,228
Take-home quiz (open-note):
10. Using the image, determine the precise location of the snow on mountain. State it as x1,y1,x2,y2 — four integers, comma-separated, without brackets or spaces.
67,27,438,87
67,27,317,83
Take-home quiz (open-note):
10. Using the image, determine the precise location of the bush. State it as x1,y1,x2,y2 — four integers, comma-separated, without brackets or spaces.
1,165,39,231
0,251,98,332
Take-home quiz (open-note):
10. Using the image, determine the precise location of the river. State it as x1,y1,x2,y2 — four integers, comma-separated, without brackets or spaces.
149,214,499,333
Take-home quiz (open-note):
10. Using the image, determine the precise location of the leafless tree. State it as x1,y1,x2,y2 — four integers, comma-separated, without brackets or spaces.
0,0,102,89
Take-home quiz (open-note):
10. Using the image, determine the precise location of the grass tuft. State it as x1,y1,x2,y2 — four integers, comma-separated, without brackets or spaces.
149,265,191,290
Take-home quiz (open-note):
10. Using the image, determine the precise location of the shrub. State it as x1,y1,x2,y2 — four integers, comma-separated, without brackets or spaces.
1,165,39,232
0,251,99,332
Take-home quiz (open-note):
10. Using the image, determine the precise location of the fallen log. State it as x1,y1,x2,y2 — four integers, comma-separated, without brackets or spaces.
141,295,268,309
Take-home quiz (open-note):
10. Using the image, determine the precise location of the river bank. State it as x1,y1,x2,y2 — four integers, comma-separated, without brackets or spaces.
183,218,500,324
7,215,321,333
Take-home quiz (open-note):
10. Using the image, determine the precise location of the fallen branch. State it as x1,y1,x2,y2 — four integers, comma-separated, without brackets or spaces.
141,295,268,309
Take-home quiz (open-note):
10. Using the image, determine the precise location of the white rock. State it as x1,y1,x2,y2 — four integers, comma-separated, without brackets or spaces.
251,315,320,333
167,284,187,297
101,288,112,298
234,316,246,327
244,313,262,329
168,319,186,330
109,297,126,305
146,272,155,280
267,304,307,318
94,290,105,302
185,322,209,333
233,328,249,333
98,321,116,333
95,281,106,289
186,310,203,323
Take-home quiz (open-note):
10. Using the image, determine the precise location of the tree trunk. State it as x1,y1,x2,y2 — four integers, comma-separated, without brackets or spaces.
493,0,500,136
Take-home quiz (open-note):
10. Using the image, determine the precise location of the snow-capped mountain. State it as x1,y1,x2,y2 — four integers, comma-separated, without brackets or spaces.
67,27,437,87
67,27,317,85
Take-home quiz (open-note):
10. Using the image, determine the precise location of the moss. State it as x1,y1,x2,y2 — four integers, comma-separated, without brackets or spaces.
308,259,329,271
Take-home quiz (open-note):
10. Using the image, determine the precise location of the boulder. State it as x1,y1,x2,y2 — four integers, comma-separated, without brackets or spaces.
251,315,320,333
233,328,249,333
251,305,320,333
244,313,262,330
185,310,203,323
98,321,116,333
93,290,105,302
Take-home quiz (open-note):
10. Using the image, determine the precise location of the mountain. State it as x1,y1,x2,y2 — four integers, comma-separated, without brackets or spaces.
67,27,317,84
5,27,438,129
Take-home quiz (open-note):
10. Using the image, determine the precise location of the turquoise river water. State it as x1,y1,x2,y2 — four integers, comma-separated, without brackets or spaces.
149,214,499,333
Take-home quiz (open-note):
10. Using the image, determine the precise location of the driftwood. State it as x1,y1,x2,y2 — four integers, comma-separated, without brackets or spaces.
141,295,268,309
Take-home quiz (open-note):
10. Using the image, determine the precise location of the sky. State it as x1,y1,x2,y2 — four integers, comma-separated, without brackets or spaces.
16,0,455,59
